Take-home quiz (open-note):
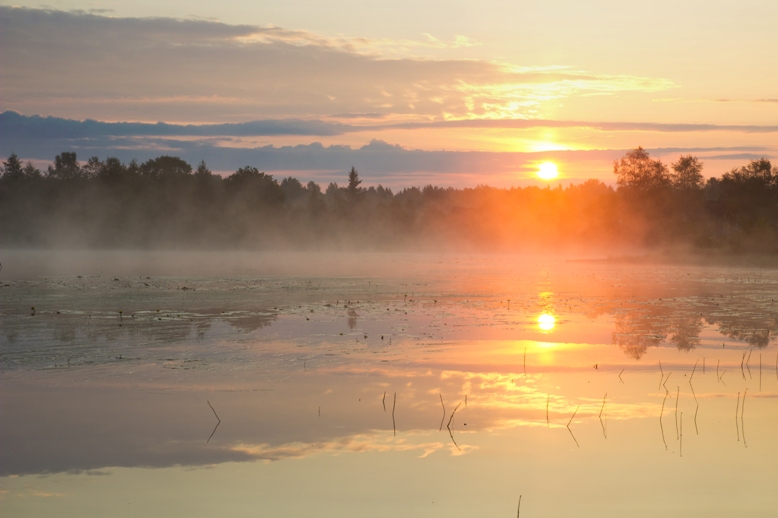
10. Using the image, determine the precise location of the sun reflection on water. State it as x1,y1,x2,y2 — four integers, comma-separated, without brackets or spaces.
537,313,556,332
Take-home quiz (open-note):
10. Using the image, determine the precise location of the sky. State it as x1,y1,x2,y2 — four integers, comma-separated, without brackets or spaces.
1,1,777,187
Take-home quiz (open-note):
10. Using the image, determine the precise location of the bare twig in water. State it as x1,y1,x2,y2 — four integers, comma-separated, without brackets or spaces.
746,349,753,379
716,359,720,383
689,360,698,383
619,369,624,384
735,392,740,442
740,350,747,380
439,394,446,432
523,347,527,376
660,389,669,418
741,388,747,448
659,415,668,451
206,400,221,443
658,360,664,390
759,353,762,391
694,403,699,435
659,381,669,450
318,406,321,417
663,372,671,392
383,391,386,412
546,394,550,428
680,411,683,458
675,387,681,439
447,402,462,451
566,405,580,448
599,393,607,439
392,392,397,437
517,495,522,518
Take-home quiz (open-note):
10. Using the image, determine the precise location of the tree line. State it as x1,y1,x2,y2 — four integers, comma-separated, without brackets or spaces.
1,149,777,251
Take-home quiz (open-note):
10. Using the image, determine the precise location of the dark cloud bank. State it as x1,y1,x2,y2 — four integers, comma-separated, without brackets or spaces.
1,112,773,184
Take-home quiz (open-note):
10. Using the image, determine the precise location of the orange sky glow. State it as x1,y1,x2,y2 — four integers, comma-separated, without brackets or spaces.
1,1,776,187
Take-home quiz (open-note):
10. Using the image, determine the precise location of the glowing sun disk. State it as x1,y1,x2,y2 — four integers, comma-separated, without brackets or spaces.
537,162,559,180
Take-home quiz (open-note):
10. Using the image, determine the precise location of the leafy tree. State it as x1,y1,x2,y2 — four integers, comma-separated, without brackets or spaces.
306,181,321,195
98,157,128,183
723,158,775,185
47,152,82,180
613,147,670,192
225,166,284,206
719,158,777,234
671,155,704,190
281,176,306,203
82,156,104,178
140,156,192,178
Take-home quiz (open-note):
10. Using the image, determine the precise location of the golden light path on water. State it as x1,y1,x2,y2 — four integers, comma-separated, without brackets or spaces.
1,251,777,517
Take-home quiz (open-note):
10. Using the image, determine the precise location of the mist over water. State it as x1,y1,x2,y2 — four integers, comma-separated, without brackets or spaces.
2,150,777,253
2,250,777,516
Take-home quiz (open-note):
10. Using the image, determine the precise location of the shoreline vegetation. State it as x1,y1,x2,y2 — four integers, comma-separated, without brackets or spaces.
2,148,777,254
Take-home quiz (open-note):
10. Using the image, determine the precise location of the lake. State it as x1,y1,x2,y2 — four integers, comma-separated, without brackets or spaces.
1,251,776,517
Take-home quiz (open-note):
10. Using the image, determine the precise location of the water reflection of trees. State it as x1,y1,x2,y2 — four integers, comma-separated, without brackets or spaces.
706,315,778,349
1,311,276,368
612,310,668,360
612,304,776,359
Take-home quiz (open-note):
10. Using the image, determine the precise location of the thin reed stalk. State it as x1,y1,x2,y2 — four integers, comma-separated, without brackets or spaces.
392,392,397,436
439,394,446,432
674,386,680,440
599,393,607,439
735,392,740,442
566,405,580,448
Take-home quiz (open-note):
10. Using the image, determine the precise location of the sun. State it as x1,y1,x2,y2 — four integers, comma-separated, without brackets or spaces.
537,162,559,181
537,313,556,332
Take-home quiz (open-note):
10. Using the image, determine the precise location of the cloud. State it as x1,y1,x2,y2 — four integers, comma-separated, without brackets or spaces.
0,7,674,123
3,130,772,188
0,111,352,138
659,97,778,104
3,112,775,186
4,112,778,143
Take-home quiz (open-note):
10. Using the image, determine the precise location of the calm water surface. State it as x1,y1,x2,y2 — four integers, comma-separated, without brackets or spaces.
1,252,776,517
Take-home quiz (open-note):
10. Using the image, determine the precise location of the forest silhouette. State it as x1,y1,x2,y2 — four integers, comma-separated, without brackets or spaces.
1,148,777,251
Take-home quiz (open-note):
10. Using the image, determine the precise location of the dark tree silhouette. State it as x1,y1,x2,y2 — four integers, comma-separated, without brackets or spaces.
345,166,363,203
140,156,193,178
1,153,23,180
671,155,704,190
613,147,670,192
1,149,777,252
47,152,82,180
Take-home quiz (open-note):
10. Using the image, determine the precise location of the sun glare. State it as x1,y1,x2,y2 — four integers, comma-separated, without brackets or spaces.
537,313,556,331
537,162,559,181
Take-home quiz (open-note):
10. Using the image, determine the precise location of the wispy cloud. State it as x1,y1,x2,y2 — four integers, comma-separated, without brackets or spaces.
5,111,777,140
1,7,674,123
658,97,778,104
